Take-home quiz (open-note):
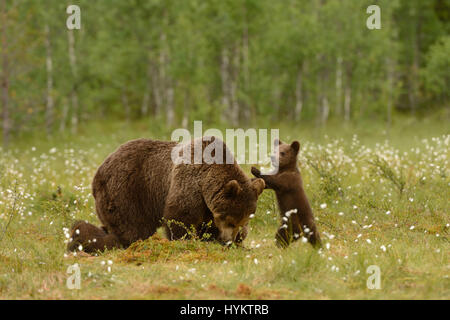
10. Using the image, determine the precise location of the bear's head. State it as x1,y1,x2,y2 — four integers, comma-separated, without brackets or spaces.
210,178,265,245
271,139,300,171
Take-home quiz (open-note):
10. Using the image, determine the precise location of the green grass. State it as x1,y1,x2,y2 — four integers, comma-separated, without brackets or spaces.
0,116,449,299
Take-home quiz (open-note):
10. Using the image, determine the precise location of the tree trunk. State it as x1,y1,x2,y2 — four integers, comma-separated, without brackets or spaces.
230,45,241,125
294,65,303,121
141,58,152,116
344,64,352,122
1,0,10,148
321,64,330,125
316,55,329,126
166,85,175,127
60,97,69,132
122,91,130,121
321,95,329,125
181,87,189,129
344,84,351,122
335,56,343,117
151,61,162,116
272,85,281,121
242,7,251,123
67,29,78,134
409,9,422,114
386,57,394,128
45,24,54,135
220,47,230,122
159,30,167,117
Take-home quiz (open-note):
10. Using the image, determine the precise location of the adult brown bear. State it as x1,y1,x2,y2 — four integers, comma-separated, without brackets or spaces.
67,137,265,253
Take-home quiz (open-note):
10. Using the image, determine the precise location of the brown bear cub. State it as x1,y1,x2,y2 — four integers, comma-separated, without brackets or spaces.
67,137,265,253
251,139,321,248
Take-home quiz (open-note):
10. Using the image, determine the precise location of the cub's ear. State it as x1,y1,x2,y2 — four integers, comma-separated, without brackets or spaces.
251,178,265,196
224,180,242,198
291,141,300,154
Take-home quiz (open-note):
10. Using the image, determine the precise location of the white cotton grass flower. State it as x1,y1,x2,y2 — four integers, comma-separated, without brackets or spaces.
285,209,297,217
280,224,288,229
75,229,80,235
386,210,391,215
320,203,327,209
366,239,372,244
410,226,415,230
380,245,386,252
249,214,255,219
254,258,259,265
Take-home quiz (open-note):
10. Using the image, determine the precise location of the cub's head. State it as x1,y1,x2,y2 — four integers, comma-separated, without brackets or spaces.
271,139,300,171
211,178,265,245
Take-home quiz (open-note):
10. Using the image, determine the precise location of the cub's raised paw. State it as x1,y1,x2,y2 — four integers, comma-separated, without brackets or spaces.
251,166,261,178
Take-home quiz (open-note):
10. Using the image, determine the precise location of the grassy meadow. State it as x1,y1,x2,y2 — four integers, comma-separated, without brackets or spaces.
0,117,449,299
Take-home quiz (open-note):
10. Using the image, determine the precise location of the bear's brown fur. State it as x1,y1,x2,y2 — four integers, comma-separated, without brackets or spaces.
251,139,321,247
67,137,265,253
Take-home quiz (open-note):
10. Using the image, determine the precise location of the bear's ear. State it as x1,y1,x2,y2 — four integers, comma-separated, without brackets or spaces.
224,180,242,198
291,141,300,154
251,178,265,196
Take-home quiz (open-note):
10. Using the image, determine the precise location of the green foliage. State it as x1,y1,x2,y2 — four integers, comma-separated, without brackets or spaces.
0,0,448,140
368,155,406,197
422,35,450,97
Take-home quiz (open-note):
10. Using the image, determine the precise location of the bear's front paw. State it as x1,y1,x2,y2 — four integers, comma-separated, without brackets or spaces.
251,166,261,178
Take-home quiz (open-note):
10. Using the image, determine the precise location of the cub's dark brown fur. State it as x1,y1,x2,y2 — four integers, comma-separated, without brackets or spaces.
252,139,320,247
68,137,265,253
